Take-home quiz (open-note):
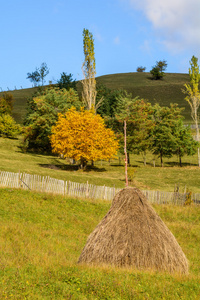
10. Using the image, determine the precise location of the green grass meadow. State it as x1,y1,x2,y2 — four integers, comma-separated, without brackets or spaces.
1,136,200,193
0,188,200,299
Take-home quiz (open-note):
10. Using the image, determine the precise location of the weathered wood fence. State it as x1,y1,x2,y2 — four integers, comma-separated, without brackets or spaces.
0,170,200,205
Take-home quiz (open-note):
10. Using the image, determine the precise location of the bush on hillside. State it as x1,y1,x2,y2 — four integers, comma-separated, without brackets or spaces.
0,114,21,138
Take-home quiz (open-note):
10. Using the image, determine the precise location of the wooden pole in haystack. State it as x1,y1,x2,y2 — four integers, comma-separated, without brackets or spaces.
124,120,128,187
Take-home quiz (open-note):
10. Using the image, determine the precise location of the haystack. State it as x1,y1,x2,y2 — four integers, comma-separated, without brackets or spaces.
78,187,188,274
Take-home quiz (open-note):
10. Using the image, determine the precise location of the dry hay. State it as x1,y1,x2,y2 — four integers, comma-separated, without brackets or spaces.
78,187,189,274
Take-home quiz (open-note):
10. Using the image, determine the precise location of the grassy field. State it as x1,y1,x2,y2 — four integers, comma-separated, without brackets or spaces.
2,72,193,124
0,188,199,299
1,137,200,193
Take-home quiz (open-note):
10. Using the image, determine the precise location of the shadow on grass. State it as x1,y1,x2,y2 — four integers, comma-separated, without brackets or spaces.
39,163,106,173
39,164,79,171
110,164,139,167
83,165,106,173
166,161,197,167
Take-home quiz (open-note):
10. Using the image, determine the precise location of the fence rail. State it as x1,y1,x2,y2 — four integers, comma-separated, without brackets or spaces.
0,170,200,205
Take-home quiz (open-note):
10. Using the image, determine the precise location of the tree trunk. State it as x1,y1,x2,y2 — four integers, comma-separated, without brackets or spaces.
142,151,147,166
80,157,87,169
195,118,200,167
127,153,130,166
160,151,163,167
179,154,182,167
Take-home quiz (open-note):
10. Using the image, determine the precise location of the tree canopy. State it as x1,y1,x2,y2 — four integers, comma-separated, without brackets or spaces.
150,60,167,80
27,62,49,86
0,92,21,138
183,55,200,166
50,107,119,168
81,28,103,111
0,92,14,115
23,87,81,152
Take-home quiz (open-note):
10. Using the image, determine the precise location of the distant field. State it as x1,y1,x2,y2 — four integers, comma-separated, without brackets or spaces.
1,72,193,124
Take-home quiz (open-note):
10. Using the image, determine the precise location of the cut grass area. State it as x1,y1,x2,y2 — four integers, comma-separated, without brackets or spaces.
1,136,200,193
0,188,199,299
5,72,193,124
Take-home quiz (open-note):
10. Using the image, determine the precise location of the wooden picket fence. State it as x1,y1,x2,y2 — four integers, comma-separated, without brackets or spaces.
0,170,200,205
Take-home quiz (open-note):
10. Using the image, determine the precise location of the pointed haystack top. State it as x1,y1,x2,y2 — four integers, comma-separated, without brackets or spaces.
78,187,188,274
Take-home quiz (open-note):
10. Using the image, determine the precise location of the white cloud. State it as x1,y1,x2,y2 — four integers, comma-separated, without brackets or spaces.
140,40,152,54
95,32,104,42
114,36,120,45
127,0,200,52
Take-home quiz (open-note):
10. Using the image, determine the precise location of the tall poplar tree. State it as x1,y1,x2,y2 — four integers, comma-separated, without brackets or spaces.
82,29,102,111
183,55,200,167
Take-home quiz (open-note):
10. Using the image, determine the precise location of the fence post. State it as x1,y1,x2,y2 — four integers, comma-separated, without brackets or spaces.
18,170,22,188
67,181,70,195
86,181,89,198
64,180,66,196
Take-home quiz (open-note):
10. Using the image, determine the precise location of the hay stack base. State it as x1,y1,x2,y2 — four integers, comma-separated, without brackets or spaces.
78,187,188,274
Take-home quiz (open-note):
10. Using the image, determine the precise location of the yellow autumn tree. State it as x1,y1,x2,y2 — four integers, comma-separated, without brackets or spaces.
50,107,119,168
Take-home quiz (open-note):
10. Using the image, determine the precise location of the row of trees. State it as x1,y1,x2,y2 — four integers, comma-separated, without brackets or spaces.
22,84,198,167
113,95,197,167
137,60,168,80
27,63,77,91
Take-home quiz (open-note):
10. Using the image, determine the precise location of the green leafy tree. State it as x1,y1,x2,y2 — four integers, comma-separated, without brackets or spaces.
96,85,125,118
115,95,155,165
150,60,167,80
126,99,155,165
172,120,198,167
183,55,200,167
0,93,14,115
27,62,49,86
150,104,184,166
156,60,167,72
23,87,81,152
27,69,41,87
136,66,146,72
40,62,49,86
57,72,77,90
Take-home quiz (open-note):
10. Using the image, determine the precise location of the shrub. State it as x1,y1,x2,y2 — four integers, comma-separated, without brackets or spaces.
0,114,21,138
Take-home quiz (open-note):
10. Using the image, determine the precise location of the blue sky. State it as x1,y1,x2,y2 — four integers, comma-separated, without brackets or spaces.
1,0,200,91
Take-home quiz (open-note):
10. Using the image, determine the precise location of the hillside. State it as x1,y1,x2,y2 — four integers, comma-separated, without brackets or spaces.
0,188,200,299
1,72,192,124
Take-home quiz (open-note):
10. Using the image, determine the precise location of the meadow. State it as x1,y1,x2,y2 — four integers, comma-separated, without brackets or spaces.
1,136,200,194
0,188,199,299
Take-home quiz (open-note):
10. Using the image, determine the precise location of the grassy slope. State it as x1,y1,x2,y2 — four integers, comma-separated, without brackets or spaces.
1,137,200,193
0,188,199,299
3,72,192,124
96,72,191,121
1,87,38,124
